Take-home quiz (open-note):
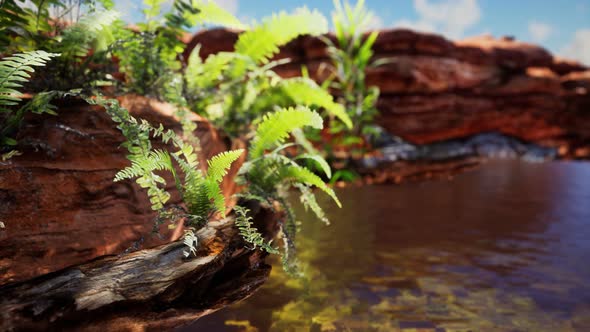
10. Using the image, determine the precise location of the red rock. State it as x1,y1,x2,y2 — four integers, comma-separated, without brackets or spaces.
366,56,501,94
455,35,554,68
0,95,232,285
183,28,239,61
552,57,588,75
183,27,589,153
561,70,590,91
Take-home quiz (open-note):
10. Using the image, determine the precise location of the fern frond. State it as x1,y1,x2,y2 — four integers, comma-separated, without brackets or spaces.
206,149,244,183
279,164,341,208
234,206,279,254
235,7,328,63
170,151,209,217
21,91,61,115
205,149,244,216
279,77,352,129
295,153,332,178
0,51,59,111
295,183,330,225
114,149,172,181
184,0,245,29
249,106,323,159
186,51,253,92
58,10,119,58
291,128,318,155
119,149,174,210
79,9,120,34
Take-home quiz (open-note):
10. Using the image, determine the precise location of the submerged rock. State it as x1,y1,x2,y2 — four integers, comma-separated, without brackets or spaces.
376,132,557,165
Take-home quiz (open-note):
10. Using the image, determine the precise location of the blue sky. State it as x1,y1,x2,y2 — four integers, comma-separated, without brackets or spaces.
116,0,590,64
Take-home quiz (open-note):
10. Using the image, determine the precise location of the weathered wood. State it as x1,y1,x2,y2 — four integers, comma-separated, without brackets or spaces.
0,203,278,331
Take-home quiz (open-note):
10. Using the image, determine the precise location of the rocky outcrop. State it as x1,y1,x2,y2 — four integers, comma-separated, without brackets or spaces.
0,95,233,286
0,200,278,331
186,29,590,159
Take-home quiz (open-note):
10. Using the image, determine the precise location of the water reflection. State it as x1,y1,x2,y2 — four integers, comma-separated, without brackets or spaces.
186,160,590,331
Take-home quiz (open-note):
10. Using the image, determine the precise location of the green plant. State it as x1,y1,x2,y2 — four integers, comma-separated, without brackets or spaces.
321,0,382,155
112,0,244,100
86,95,243,255
0,50,60,155
1,1,118,90
183,7,352,139
237,106,342,272
234,206,279,254
43,8,119,90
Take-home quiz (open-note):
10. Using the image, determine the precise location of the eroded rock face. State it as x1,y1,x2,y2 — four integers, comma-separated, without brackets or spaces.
0,201,278,332
186,28,590,158
0,95,231,286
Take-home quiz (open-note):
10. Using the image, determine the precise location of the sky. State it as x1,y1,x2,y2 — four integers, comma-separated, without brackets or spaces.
115,0,590,65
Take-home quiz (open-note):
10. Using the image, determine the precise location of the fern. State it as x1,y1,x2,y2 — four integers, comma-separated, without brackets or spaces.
235,7,328,63
88,94,243,227
237,107,342,272
115,149,173,182
296,184,330,225
0,51,61,151
0,51,59,111
56,10,119,59
234,206,279,254
295,153,332,178
279,165,341,208
205,149,244,216
279,78,352,129
250,106,323,159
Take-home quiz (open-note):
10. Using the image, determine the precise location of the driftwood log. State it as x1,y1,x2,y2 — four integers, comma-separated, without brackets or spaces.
0,202,278,332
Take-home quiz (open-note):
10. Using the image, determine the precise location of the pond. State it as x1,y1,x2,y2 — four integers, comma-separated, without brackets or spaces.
185,160,590,331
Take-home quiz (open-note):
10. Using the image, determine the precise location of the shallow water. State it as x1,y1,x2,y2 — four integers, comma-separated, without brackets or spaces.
187,160,590,331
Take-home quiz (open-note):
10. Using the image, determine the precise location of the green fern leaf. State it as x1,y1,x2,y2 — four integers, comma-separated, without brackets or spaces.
206,149,244,183
250,106,323,159
279,165,341,208
280,77,352,129
235,7,328,63
114,149,172,181
295,183,330,225
58,10,119,58
295,153,332,179
0,51,59,111
234,206,279,254
205,149,244,216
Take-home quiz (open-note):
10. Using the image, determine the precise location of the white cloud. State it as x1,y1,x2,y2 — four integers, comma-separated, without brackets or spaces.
528,21,553,43
365,14,386,30
393,18,436,33
393,0,481,39
561,29,590,65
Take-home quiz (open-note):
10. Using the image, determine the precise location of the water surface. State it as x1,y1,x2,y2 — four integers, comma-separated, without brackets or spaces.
188,160,590,331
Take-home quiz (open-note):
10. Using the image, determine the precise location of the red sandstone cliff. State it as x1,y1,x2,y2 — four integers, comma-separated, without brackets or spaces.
186,28,590,158
0,95,233,285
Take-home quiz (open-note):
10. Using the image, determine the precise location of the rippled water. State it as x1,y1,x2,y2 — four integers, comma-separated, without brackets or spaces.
187,160,590,331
